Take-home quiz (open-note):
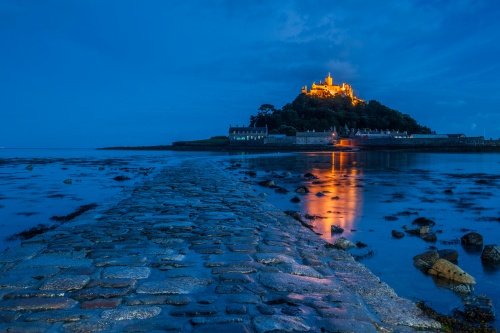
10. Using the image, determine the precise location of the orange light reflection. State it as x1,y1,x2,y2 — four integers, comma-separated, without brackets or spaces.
300,152,364,242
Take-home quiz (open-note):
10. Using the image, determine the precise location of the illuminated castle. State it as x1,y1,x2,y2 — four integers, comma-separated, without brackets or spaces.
301,73,364,105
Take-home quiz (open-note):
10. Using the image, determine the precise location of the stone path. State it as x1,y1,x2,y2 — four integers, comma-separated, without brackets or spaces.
0,159,439,332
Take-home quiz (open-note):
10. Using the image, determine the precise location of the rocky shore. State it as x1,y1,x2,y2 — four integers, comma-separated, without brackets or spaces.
0,158,439,332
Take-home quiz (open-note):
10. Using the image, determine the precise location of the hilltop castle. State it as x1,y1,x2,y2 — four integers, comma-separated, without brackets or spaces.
302,73,364,105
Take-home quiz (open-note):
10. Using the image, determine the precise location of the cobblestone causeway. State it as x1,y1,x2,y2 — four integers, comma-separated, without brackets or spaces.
0,159,440,332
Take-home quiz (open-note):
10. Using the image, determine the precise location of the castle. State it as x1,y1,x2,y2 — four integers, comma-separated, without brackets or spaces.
301,73,364,105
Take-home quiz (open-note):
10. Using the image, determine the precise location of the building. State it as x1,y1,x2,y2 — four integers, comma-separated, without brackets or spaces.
296,129,337,145
301,73,364,105
228,125,268,145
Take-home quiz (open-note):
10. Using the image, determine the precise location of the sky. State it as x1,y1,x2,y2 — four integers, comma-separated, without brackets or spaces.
1,0,499,148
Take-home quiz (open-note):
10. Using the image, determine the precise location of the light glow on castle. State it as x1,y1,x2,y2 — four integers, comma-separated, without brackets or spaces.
302,73,364,105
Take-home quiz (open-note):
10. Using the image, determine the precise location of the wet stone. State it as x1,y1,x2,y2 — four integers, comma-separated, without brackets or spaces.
13,255,92,269
227,245,256,252
215,284,244,294
0,276,38,289
0,297,78,311
72,286,132,301
170,305,218,317
278,263,324,278
0,322,54,333
40,274,90,291
81,298,122,309
137,277,212,295
1,267,60,280
255,253,297,265
0,310,21,322
253,315,310,333
87,278,137,288
122,319,184,332
63,320,111,333
192,323,251,333
190,317,244,325
102,266,151,279
258,304,275,315
259,272,340,293
318,318,378,333
25,310,89,323
101,306,162,320
219,273,254,283
212,266,257,274
3,290,65,299
0,244,46,263
226,303,248,315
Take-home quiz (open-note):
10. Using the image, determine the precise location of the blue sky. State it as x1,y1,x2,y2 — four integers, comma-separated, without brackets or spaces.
1,0,499,148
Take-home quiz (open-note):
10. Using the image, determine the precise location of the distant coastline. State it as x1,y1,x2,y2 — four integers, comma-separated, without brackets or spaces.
98,144,500,153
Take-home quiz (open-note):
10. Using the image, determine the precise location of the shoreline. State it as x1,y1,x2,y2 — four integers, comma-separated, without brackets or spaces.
98,144,500,153
0,157,440,332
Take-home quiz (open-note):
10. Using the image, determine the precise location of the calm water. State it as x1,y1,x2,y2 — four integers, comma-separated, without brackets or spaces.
228,151,500,328
0,149,225,251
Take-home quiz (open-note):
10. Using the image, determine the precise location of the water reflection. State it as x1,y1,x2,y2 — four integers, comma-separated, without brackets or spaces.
300,152,365,241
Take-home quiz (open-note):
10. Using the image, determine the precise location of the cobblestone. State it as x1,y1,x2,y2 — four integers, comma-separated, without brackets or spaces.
0,159,439,332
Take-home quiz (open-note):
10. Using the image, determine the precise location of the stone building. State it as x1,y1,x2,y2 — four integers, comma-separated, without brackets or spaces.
228,125,268,145
301,73,364,105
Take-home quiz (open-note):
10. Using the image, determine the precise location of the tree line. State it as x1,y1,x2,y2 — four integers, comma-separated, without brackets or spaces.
249,94,432,136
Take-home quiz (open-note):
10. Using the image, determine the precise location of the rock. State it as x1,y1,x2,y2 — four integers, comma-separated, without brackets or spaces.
303,172,318,179
444,189,454,194
456,295,496,322
290,196,301,203
101,306,161,320
422,233,437,242
315,192,325,197
405,225,429,236
481,244,500,265
428,259,475,284
331,225,344,234
25,165,34,171
437,249,458,263
258,180,275,187
294,186,309,193
114,175,131,181
63,179,72,184
412,217,436,227
450,283,474,296
391,230,404,239
413,251,439,271
384,215,399,221
461,232,483,247
333,237,356,250
274,187,289,194
331,196,340,200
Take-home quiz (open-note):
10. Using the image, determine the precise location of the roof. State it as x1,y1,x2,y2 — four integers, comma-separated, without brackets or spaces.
411,134,449,139
296,131,334,137
229,126,267,132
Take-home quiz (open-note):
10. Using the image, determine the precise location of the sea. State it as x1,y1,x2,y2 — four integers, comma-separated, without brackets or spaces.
1,148,499,328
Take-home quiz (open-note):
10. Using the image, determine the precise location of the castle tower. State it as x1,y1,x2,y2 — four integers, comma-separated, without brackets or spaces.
325,73,333,86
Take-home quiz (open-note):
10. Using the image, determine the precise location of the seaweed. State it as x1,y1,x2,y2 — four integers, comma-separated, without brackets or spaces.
50,203,98,222
6,223,56,241
416,301,497,333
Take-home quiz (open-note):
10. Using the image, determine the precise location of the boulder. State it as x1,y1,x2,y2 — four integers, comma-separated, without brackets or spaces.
461,232,483,247
437,249,458,263
25,165,34,171
405,225,429,236
450,283,474,296
303,172,318,180
63,179,72,185
331,196,340,200
258,180,275,187
412,217,436,227
333,237,356,250
413,251,439,271
295,186,309,194
422,233,437,242
290,196,301,203
274,187,289,194
481,245,500,265
428,259,475,284
330,225,344,234
391,230,404,239
315,192,325,197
